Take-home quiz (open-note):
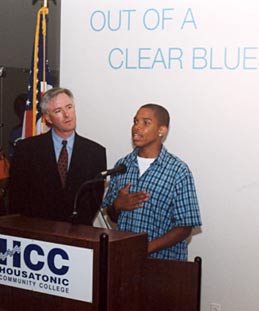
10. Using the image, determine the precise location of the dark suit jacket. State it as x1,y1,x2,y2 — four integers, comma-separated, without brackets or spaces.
8,131,106,225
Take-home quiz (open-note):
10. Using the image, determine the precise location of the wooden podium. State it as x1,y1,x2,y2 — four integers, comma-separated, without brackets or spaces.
0,215,201,311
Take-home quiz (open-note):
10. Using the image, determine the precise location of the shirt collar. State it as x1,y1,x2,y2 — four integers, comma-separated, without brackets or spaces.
131,145,168,166
51,129,75,150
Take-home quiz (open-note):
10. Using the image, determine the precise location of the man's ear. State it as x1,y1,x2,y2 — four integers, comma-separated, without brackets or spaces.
44,113,52,125
158,125,168,138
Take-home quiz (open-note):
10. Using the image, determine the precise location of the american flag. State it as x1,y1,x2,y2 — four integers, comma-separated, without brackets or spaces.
22,5,52,139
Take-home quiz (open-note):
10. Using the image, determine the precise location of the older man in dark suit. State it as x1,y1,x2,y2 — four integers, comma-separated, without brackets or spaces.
8,87,106,225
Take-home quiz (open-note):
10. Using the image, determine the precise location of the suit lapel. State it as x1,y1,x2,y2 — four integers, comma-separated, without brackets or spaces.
67,134,81,183
41,131,62,187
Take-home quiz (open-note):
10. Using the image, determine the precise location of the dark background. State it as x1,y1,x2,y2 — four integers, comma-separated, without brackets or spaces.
0,0,61,156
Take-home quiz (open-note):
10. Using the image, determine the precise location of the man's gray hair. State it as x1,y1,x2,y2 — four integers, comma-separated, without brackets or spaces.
40,87,74,114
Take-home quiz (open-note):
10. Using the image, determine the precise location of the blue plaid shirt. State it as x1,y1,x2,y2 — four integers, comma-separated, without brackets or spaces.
102,146,202,260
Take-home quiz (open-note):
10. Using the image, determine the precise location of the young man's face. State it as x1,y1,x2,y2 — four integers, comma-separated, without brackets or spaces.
132,107,166,156
45,92,76,138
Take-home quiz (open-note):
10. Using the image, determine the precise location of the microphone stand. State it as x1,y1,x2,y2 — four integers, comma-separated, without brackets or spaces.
71,176,105,225
71,165,126,225
0,66,6,145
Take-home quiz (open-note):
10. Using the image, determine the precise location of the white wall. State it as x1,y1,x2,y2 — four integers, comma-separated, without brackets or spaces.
60,1,259,310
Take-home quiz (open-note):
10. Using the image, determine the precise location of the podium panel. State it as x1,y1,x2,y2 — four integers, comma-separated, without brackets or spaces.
0,215,147,311
141,257,202,311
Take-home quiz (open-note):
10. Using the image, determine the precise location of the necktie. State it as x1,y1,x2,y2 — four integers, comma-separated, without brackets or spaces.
57,140,68,188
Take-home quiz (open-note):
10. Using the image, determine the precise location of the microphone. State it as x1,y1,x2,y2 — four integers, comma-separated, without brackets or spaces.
99,164,127,178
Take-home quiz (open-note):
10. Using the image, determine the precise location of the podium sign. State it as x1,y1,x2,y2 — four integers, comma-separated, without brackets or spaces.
0,234,93,302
